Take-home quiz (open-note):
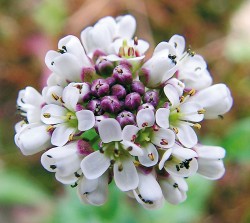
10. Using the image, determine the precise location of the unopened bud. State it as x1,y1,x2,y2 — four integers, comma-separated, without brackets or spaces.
138,103,155,112
125,92,141,111
131,81,145,95
96,58,114,76
86,99,104,115
116,111,136,128
111,84,127,100
101,96,121,114
143,90,159,107
113,65,133,85
91,79,109,97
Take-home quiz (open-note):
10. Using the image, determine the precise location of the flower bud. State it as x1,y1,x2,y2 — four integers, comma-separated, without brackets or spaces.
125,92,141,111
96,58,114,76
143,90,159,108
116,111,136,128
106,76,116,86
131,81,145,95
101,96,121,114
111,84,127,99
91,79,109,97
113,65,133,85
138,103,155,112
86,99,104,115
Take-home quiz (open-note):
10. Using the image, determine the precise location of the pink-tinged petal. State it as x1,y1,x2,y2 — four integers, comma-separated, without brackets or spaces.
175,123,198,148
81,151,110,179
114,159,138,191
98,118,122,143
51,124,75,147
136,108,155,129
156,108,170,129
194,144,226,159
197,159,225,180
169,34,186,57
41,104,66,124
179,102,204,122
76,110,95,131
122,125,139,141
158,148,173,170
138,143,159,167
164,84,180,107
120,140,143,156
152,128,175,149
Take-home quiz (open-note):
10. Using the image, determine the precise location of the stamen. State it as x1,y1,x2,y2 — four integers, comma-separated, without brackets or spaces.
71,182,78,188
176,107,180,113
51,93,59,101
173,183,178,188
74,172,81,178
118,47,125,57
193,123,201,129
142,122,148,128
128,47,135,57
59,97,64,103
110,160,115,165
43,113,51,118
131,135,136,142
127,146,133,151
99,148,104,153
188,89,196,96
180,96,185,103
160,139,168,145
218,115,224,119
118,163,123,172
198,109,206,114
69,134,74,141
134,36,138,45
47,155,52,158
173,127,179,134
148,153,154,161
133,160,140,166
50,165,57,170
46,125,54,132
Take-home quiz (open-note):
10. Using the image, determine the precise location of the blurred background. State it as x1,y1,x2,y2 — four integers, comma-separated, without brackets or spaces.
0,0,250,222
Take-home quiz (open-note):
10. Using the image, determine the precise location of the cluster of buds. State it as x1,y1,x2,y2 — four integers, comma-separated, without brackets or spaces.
15,15,233,209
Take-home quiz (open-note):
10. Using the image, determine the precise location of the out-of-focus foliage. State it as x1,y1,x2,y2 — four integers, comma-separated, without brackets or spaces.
0,0,250,223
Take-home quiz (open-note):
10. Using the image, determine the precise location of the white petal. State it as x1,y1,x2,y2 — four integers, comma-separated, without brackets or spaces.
51,124,75,147
76,110,95,131
197,159,225,180
62,85,79,111
158,148,173,170
179,102,204,122
194,144,226,159
156,108,170,129
98,118,122,143
164,84,180,107
152,128,175,149
78,176,99,195
136,108,155,128
47,72,67,87
169,34,186,57
15,123,51,155
166,78,185,96
176,123,198,148
81,151,110,179
138,143,159,167
114,159,138,191
41,104,66,124
42,85,63,105
122,125,140,141
116,15,136,39
120,140,143,156
55,173,78,185
136,40,150,55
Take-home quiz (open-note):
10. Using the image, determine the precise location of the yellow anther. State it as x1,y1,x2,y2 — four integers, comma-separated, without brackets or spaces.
59,97,64,103
69,134,74,141
148,153,155,161
51,93,59,101
133,160,141,167
160,139,168,145
43,113,51,118
198,109,206,114
173,127,179,134
134,36,138,45
188,89,196,96
176,107,180,113
193,123,201,130
118,164,123,172
46,125,54,132
180,96,185,103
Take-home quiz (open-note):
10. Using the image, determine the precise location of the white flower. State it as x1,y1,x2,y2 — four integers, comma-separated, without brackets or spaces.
140,42,178,88
188,83,233,119
158,143,198,177
81,15,136,57
45,35,93,82
193,144,226,180
77,173,109,206
123,108,175,167
159,175,188,205
132,170,164,209
81,118,143,191
41,85,95,146
15,123,51,155
17,86,45,123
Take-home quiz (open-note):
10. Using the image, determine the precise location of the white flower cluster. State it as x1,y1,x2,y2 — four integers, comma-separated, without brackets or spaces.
14,15,233,209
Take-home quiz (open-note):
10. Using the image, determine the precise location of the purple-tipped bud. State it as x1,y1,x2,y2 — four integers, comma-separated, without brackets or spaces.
106,76,116,86
91,79,109,97
113,65,133,85
86,99,104,115
101,96,121,114
96,58,114,76
143,90,159,107
111,84,127,99
125,92,141,111
92,49,106,62
116,111,136,128
131,81,145,95
138,103,155,112
77,140,93,155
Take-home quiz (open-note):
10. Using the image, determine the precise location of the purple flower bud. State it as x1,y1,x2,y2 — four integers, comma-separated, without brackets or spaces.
106,76,116,86
96,58,114,76
131,81,145,95
138,103,155,112
111,84,127,99
91,79,109,97
113,65,133,85
86,99,104,115
125,92,141,111
81,67,96,83
92,49,106,62
143,90,159,107
101,96,121,114
116,111,136,128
